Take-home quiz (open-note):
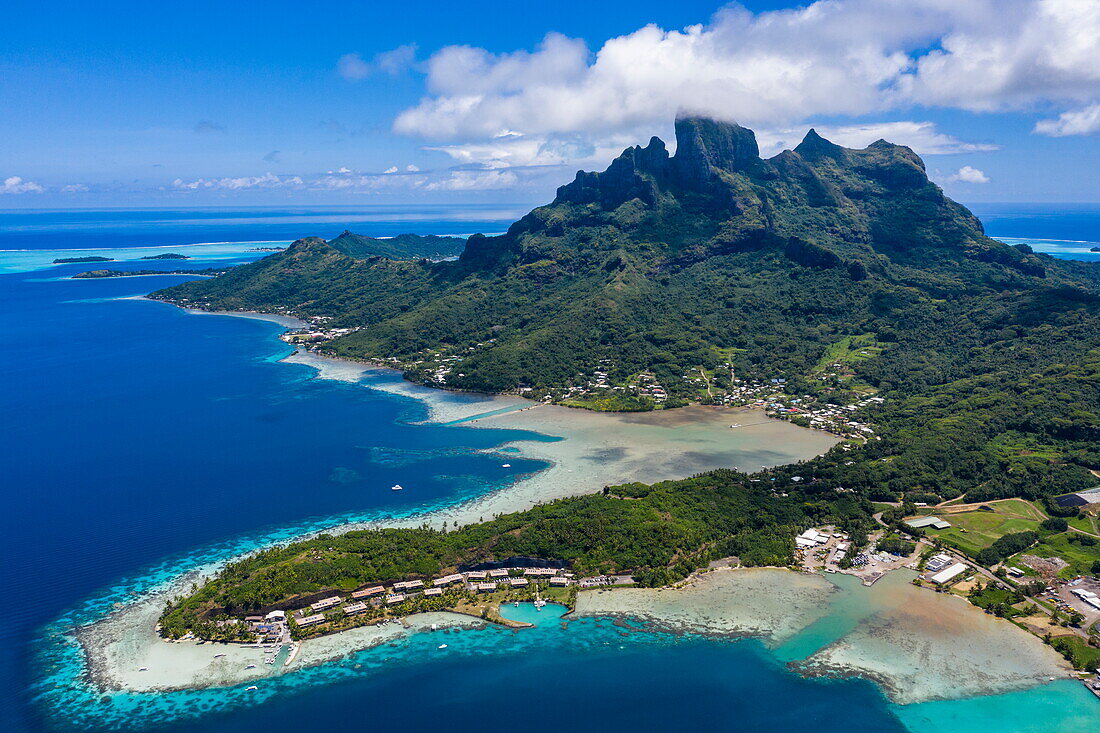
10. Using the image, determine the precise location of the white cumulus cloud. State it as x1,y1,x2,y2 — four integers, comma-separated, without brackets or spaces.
1034,103,1100,136
1,176,45,194
392,0,1099,169
424,169,518,191
171,173,303,191
947,165,990,183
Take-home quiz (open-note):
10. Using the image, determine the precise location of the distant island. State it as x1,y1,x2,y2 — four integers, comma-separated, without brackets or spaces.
249,246,286,252
53,255,113,264
139,252,190,260
156,116,1100,674
73,267,229,279
1092,246,1100,252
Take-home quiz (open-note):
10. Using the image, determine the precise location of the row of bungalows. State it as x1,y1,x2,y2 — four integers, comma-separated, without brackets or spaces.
464,570,488,581
343,601,368,615
311,595,343,613
351,585,385,600
424,587,443,597
475,582,497,592
433,573,464,587
488,568,509,579
523,568,559,577
297,613,326,628
510,577,529,588
385,593,406,605
393,579,425,592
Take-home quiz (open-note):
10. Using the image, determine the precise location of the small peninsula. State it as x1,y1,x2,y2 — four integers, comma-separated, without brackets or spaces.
140,252,190,260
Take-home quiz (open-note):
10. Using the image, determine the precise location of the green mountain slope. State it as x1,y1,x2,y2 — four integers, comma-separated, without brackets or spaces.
154,116,1100,503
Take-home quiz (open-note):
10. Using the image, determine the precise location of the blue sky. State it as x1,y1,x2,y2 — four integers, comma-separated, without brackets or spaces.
2,0,1098,207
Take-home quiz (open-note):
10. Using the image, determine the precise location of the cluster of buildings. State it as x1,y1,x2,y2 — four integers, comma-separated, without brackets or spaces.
924,553,969,584
286,567,575,630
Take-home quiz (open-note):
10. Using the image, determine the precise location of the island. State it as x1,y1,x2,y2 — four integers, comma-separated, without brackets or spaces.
151,116,1100,682
72,267,230,279
53,255,114,264
140,252,190,260
1092,246,1100,252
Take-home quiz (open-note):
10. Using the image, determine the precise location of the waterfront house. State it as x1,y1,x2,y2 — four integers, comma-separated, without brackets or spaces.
343,601,368,615
297,613,326,627
424,587,443,597
385,593,406,605
510,577,529,588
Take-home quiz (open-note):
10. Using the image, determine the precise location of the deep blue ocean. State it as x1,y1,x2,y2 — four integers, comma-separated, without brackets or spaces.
2,205,1098,733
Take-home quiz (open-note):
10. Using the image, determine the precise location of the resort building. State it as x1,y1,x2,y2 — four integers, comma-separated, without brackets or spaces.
510,577,529,588
930,562,968,585
352,586,384,599
297,613,326,627
311,595,343,612
464,570,488,581
476,582,497,592
433,573,464,587
343,601,368,615
393,580,425,592
549,576,569,587
488,568,509,578
265,610,286,622
424,587,443,597
385,593,406,605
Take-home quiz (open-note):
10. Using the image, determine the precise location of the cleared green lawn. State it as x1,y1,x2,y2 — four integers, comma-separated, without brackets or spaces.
1068,514,1098,535
922,500,1043,556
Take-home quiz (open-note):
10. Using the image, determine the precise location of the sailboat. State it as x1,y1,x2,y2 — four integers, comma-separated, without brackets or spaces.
390,484,404,491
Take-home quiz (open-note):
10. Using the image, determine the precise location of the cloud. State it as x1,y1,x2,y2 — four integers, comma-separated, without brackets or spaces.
423,169,518,191
338,44,418,81
263,150,282,163
1,176,45,194
60,183,89,193
393,0,1100,161
758,121,1000,157
383,166,399,174
947,165,990,183
171,173,303,191
193,120,227,134
1034,103,1100,136
405,164,420,172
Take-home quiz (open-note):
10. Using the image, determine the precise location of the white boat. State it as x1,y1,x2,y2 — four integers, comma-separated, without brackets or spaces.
391,484,404,491
246,685,258,691
502,463,511,468
438,644,448,649
245,664,257,669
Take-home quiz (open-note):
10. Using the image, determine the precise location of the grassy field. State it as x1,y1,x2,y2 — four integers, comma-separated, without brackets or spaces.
922,500,1043,556
1068,513,1098,535
1050,634,1100,671
1011,532,1100,578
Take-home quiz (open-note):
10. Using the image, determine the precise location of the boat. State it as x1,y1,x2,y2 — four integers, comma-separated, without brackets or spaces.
246,685,258,691
214,653,226,658
245,664,257,669
391,484,404,491
138,667,148,672
514,601,519,607
502,463,511,468
438,644,448,649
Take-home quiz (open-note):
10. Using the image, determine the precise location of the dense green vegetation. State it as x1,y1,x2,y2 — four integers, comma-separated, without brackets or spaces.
159,469,875,638
154,116,1100,511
